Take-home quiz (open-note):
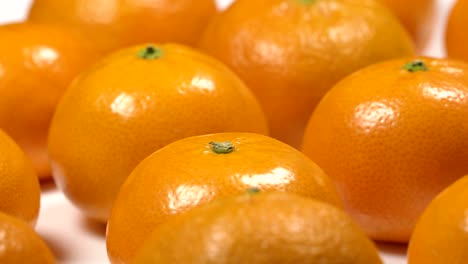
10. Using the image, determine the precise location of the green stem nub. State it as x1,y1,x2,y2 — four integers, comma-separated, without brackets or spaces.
402,60,428,72
247,187,261,194
299,0,318,4
209,141,235,154
138,45,163,60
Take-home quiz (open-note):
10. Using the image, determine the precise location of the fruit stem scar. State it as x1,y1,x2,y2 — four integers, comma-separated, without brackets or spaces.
209,141,235,154
138,45,163,60
402,60,428,72
299,0,318,4
247,187,261,194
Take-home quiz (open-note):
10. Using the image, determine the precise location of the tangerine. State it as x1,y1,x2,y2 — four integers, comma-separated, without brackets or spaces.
48,44,268,222
381,0,435,51
302,57,468,242
107,132,341,263
199,0,414,147
28,0,217,54
408,175,468,264
133,191,382,264
446,0,468,61
0,130,40,226
0,212,55,264
0,22,99,179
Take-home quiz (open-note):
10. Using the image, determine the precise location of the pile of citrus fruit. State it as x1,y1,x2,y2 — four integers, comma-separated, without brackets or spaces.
0,0,467,263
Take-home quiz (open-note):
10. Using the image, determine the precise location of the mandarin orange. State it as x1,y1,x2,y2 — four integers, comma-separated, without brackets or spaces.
199,0,414,148
0,130,40,226
48,44,268,223
133,191,382,264
408,175,468,264
28,0,217,54
446,0,468,61
0,212,55,264
107,132,341,263
381,0,435,51
302,57,468,242
0,23,99,180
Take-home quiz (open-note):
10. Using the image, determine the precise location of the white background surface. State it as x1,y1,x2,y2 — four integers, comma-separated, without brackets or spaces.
0,0,458,263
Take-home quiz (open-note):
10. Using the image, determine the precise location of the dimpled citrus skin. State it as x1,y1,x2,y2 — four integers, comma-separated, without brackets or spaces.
199,0,414,148
381,0,435,51
0,23,99,180
0,212,55,264
408,175,468,264
446,0,468,62
133,192,382,264
107,132,342,264
0,130,40,226
302,57,468,242
48,44,268,223
28,0,217,54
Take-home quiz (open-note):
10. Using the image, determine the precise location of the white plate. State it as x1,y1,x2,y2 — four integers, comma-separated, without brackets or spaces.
0,0,456,263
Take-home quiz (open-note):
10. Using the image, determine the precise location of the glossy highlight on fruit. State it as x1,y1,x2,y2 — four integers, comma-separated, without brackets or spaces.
199,0,414,148
133,191,382,264
28,0,217,54
302,57,468,242
0,22,99,180
107,132,341,263
48,44,268,222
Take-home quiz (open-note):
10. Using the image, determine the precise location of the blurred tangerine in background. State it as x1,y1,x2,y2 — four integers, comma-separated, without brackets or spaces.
0,212,55,264
381,0,436,52
0,22,99,180
0,130,40,226
27,0,217,55
199,0,414,148
446,0,468,62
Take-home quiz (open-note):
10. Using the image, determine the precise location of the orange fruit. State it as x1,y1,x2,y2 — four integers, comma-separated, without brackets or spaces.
198,0,414,148
446,0,468,62
133,191,382,264
0,211,55,264
48,44,268,222
107,132,342,263
28,0,217,54
381,0,436,51
0,22,99,180
0,130,40,226
408,175,468,264
302,57,468,242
